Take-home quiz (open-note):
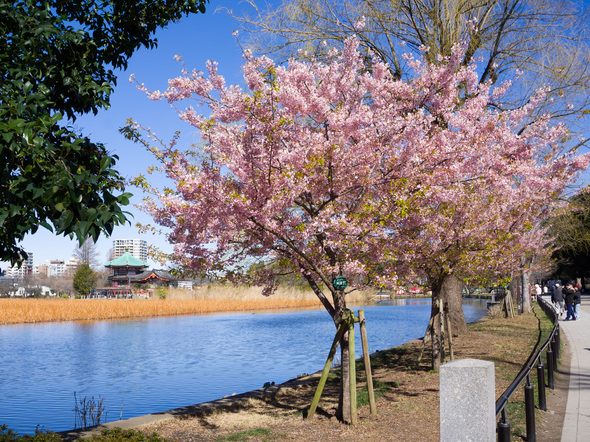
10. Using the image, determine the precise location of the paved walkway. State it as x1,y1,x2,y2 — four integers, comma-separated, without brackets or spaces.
553,293,590,441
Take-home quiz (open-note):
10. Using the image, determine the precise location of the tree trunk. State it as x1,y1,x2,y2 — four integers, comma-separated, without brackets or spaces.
509,277,520,314
302,272,351,423
521,270,532,313
332,289,351,423
440,274,467,335
337,329,351,423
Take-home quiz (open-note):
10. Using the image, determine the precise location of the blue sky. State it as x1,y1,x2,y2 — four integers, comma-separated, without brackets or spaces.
8,2,252,268
4,1,589,270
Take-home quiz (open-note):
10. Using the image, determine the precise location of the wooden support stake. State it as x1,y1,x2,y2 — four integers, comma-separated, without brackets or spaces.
359,310,376,415
348,313,358,425
306,323,346,420
417,314,435,365
503,292,515,318
444,301,454,361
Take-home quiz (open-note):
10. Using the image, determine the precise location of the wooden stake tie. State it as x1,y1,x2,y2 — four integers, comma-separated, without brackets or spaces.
306,309,376,422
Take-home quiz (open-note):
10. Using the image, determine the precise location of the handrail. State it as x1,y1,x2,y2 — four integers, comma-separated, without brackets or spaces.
495,296,558,416
494,296,560,441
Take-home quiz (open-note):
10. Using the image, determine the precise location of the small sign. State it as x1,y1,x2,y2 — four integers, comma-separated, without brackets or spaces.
333,276,348,291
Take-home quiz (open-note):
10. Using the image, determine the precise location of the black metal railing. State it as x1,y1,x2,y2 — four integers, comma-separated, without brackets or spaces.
495,296,560,442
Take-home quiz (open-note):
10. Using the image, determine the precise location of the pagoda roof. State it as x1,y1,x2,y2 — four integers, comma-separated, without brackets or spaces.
104,252,149,268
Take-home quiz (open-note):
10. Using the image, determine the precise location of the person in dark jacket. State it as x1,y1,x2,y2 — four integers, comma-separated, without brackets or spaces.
553,283,565,317
564,283,576,320
573,287,582,320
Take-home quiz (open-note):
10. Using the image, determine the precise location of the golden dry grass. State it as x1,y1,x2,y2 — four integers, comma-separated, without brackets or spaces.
0,285,375,325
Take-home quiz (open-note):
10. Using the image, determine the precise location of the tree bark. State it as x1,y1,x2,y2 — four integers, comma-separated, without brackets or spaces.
302,272,351,422
439,274,467,335
332,290,351,423
508,276,522,314
337,329,351,423
521,270,532,313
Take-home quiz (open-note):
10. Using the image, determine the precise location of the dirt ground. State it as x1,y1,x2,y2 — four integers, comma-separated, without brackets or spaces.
536,339,570,441
138,312,568,442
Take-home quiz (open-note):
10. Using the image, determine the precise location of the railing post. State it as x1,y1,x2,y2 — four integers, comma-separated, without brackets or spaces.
554,327,560,361
547,345,555,389
551,336,558,371
537,358,546,411
497,408,511,442
524,374,536,442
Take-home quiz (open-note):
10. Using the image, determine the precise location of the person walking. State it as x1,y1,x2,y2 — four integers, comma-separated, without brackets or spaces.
553,283,565,317
573,285,582,320
564,283,576,321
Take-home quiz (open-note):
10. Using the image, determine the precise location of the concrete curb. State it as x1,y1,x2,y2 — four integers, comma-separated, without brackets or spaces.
58,372,323,440
57,340,424,440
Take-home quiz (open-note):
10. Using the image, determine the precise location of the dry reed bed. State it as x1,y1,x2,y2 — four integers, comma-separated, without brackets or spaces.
0,298,322,325
0,286,374,325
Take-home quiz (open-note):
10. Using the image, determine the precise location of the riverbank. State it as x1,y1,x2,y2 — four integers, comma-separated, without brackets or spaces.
0,286,379,325
63,306,558,441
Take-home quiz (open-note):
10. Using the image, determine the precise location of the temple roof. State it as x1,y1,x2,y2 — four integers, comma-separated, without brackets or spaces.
110,269,176,283
134,269,176,282
104,252,149,268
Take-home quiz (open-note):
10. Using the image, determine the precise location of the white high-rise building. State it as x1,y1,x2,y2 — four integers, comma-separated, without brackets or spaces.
113,239,148,262
42,259,66,277
6,252,34,279
37,257,81,277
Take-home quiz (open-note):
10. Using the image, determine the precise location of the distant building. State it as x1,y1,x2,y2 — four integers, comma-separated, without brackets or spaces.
65,257,81,275
113,239,148,262
105,252,150,286
103,252,175,297
37,257,80,278
5,252,34,279
177,279,194,290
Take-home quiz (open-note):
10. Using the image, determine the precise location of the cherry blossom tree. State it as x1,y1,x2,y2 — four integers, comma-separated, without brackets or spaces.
369,47,590,368
126,33,589,405
126,38,411,422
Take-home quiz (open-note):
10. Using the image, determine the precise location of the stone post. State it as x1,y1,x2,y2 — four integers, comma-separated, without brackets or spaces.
440,359,495,442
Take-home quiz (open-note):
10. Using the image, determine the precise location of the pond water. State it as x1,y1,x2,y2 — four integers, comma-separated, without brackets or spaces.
0,299,487,435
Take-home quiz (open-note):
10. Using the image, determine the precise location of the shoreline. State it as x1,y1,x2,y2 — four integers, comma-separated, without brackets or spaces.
6,298,494,438
57,337,426,441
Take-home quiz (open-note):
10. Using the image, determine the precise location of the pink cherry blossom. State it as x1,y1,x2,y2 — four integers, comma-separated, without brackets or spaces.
128,35,589,375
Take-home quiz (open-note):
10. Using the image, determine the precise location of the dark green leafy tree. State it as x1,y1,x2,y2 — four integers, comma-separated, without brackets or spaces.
73,263,98,296
0,0,209,264
548,191,590,282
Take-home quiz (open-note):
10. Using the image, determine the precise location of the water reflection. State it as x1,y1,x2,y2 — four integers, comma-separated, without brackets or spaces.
0,299,486,434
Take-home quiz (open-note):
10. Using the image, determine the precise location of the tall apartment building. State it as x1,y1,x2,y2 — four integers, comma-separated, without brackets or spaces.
113,239,148,262
6,252,34,279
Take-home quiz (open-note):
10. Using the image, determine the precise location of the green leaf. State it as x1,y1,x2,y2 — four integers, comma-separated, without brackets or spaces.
118,192,132,206
0,0,208,263
99,154,111,170
39,221,53,232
